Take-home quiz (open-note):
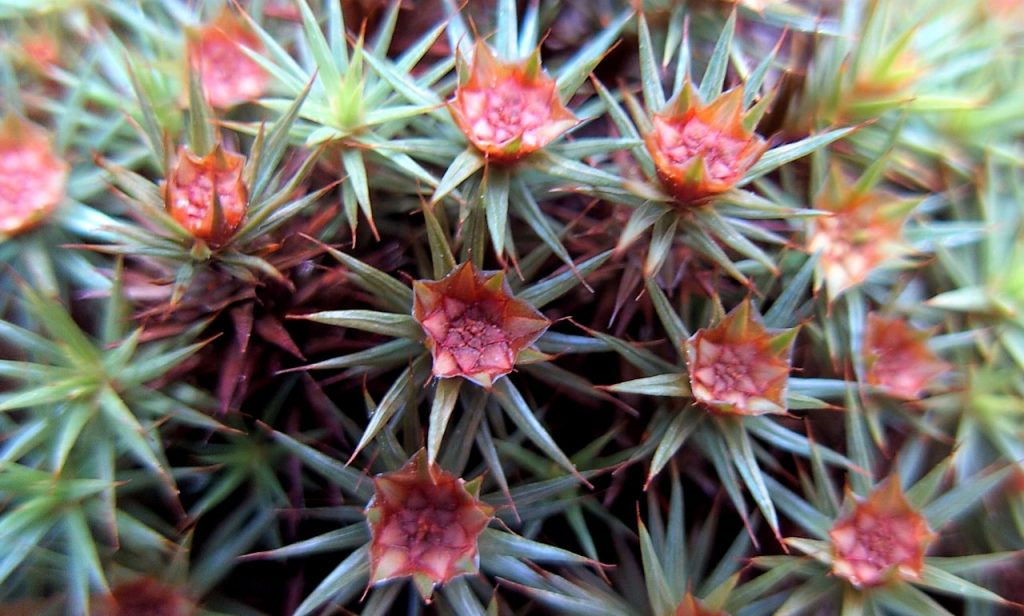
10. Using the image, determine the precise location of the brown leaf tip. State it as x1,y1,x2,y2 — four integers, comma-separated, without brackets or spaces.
189,9,269,109
0,115,68,236
864,313,951,400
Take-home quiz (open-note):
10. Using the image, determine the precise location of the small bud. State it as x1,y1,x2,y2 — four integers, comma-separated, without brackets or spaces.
829,479,935,588
366,451,495,601
448,42,578,163
646,83,768,204
686,300,797,416
0,115,68,236
189,10,269,109
413,262,550,388
165,144,248,246
94,578,195,616
864,313,950,400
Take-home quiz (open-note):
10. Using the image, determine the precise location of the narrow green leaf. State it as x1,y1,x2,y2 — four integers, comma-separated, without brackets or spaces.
297,310,421,340
351,355,429,461
556,9,632,101
492,379,583,483
431,148,484,205
718,419,779,535
873,583,955,616
246,525,369,562
509,177,575,270
699,11,737,101
519,250,611,309
296,0,344,100
648,407,702,484
323,245,413,313
763,253,818,328
265,427,373,500
916,564,1009,604
341,149,375,237
428,378,462,464
638,14,666,111
294,546,370,616
186,68,214,157
483,166,510,258
495,0,518,59
645,277,690,350
294,338,422,373
765,476,832,539
746,418,855,470
478,528,592,566
518,0,541,57
97,386,167,479
639,520,675,615
440,578,490,616
252,80,314,199
125,61,167,171
644,213,678,276
327,0,349,67
923,467,1011,528
742,126,858,183
772,575,835,616
422,203,457,279
605,373,691,398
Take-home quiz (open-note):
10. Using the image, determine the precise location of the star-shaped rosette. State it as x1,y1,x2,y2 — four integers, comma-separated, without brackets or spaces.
759,448,1015,612
449,42,578,163
247,427,603,614
600,285,838,536
863,313,951,400
365,451,495,602
413,262,551,388
164,144,248,247
686,300,798,416
581,12,855,283
96,75,329,294
0,114,69,237
294,241,608,474
646,82,769,205
829,479,936,588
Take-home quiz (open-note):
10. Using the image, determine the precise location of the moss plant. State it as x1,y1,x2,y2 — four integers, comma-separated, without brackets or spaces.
0,1,1022,614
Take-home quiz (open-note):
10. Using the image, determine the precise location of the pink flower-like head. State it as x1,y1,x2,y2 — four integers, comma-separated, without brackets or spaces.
0,115,68,236
686,300,797,416
448,42,578,163
413,262,550,388
646,83,768,205
165,144,248,246
864,313,950,400
808,167,915,300
188,10,269,109
829,478,936,588
366,451,495,601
